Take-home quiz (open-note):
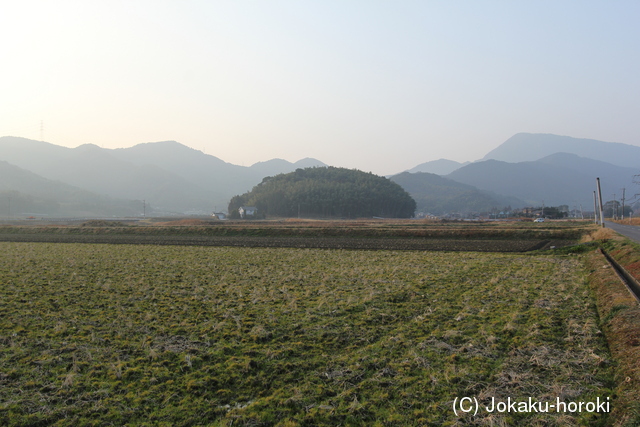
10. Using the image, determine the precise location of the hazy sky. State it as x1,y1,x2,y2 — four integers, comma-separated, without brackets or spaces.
2,1,639,175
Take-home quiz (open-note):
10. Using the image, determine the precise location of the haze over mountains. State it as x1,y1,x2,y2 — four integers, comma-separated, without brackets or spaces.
0,136,325,216
406,159,469,176
395,133,640,215
446,154,638,208
482,133,640,168
0,133,638,217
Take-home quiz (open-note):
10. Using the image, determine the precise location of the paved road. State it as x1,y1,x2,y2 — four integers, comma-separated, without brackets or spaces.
605,221,640,244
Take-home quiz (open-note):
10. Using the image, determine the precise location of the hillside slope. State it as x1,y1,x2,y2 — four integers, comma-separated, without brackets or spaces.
391,171,524,215
447,153,637,207
0,160,141,217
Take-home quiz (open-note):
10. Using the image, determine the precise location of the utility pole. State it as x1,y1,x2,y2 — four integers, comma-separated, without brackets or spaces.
596,177,605,228
621,188,626,220
593,191,598,224
143,200,146,218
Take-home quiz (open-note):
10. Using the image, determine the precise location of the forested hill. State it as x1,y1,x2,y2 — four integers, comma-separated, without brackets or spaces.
228,167,416,218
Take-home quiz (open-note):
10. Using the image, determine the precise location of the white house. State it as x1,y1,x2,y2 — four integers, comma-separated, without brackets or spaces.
239,206,257,218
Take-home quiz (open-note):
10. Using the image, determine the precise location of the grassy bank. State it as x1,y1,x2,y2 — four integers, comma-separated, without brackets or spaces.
585,229,640,426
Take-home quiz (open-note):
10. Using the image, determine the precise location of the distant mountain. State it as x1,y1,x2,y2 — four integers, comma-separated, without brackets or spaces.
0,160,141,217
111,140,236,182
390,172,524,215
57,144,206,207
483,133,640,168
0,137,70,173
447,153,638,208
406,159,467,175
112,143,327,210
0,138,209,213
110,140,247,210
3,133,637,217
0,136,327,215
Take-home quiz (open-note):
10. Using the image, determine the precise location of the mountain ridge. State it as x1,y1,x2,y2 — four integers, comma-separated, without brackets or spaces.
482,133,640,168
447,153,638,208
0,136,328,215
406,159,468,175
1,133,638,217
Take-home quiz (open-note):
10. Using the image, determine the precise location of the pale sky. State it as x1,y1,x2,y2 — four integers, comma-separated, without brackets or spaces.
1,1,639,175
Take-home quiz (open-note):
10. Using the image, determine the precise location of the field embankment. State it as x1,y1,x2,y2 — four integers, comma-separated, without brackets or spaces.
0,219,588,252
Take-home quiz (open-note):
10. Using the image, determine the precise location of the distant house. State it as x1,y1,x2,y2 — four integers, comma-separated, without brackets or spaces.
212,212,227,220
238,206,257,218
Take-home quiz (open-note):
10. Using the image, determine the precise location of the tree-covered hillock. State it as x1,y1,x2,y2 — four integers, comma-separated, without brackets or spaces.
228,167,416,218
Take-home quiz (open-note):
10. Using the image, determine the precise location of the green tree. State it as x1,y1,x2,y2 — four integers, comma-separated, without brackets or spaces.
228,167,416,219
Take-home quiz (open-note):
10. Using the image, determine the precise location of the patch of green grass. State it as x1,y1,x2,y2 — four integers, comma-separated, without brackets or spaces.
0,242,613,425
600,304,632,325
536,241,599,255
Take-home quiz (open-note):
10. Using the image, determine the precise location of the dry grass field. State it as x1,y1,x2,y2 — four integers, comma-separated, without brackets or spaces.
2,220,639,425
0,236,617,426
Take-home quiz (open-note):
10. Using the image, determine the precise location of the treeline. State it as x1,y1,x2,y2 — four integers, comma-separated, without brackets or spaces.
228,167,416,218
